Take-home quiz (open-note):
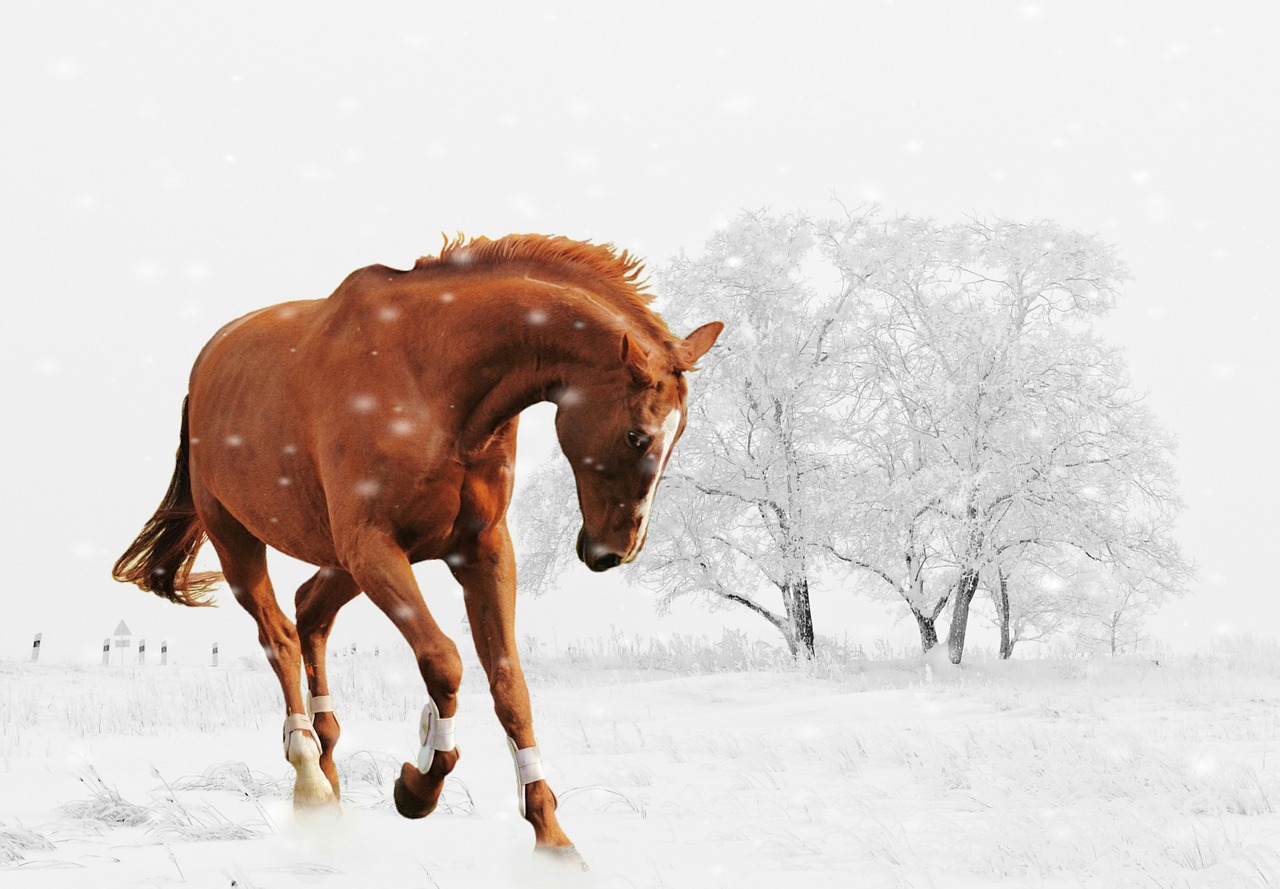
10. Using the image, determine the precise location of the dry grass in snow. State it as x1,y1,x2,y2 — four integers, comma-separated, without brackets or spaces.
1,636,1279,887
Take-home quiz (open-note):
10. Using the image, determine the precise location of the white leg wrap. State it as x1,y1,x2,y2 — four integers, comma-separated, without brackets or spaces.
283,712,322,759
308,694,334,716
416,698,457,774
507,737,545,817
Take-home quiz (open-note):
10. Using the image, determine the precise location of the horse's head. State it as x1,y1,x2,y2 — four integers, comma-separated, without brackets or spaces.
555,322,723,572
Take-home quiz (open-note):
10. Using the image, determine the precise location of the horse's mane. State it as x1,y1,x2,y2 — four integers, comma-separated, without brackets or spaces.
415,234,681,353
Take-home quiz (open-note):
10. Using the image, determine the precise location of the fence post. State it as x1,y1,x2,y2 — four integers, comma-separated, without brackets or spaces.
102,638,110,666
138,639,146,666
211,642,218,667
161,640,168,666
31,633,41,663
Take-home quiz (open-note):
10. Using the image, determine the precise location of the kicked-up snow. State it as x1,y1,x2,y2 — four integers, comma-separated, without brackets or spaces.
2,643,1279,888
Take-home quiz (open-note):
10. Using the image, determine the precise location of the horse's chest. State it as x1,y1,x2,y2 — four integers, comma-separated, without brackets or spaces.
375,466,466,546
404,460,514,562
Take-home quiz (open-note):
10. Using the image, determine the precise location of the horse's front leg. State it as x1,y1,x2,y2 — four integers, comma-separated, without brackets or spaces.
451,523,583,866
340,532,463,819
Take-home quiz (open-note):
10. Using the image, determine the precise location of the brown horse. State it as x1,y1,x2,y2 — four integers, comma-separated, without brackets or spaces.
112,234,722,865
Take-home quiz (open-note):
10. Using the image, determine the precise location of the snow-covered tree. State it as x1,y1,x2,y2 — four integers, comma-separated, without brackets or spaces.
824,215,1190,662
987,560,1076,659
979,375,1192,660
1070,573,1163,656
817,215,961,653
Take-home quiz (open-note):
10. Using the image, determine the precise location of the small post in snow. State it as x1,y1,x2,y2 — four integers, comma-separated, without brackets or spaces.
137,639,146,666
112,620,132,667
102,638,110,666
211,642,219,667
30,633,41,663
161,640,168,666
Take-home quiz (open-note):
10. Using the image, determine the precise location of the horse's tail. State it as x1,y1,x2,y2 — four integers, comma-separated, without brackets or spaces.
112,396,222,606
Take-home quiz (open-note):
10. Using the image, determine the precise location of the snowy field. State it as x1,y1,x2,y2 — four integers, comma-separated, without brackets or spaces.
3,640,1280,889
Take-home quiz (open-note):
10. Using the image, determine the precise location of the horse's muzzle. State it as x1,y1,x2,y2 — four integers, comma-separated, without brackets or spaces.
576,528,623,573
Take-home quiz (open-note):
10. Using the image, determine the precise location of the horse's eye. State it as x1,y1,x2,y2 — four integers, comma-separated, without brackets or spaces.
626,430,652,450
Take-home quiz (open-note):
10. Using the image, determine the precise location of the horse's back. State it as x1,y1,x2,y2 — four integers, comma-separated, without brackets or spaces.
188,262,413,428
183,266,484,567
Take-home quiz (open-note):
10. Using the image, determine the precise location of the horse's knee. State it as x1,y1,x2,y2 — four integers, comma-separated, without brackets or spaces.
421,638,463,706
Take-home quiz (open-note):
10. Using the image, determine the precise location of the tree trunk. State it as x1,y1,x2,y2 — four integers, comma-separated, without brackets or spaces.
912,608,939,653
785,578,816,659
770,392,814,661
947,569,981,664
902,551,944,655
996,567,1013,660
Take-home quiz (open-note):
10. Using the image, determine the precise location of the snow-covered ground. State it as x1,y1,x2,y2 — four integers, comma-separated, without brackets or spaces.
3,642,1279,888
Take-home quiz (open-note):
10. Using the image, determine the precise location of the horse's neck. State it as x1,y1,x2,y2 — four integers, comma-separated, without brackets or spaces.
440,286,630,456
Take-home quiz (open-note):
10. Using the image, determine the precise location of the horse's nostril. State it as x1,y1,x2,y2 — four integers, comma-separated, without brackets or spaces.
589,552,622,572
578,529,620,571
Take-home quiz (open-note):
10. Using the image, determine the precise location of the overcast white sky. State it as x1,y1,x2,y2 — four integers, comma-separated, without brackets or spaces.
3,2,1277,664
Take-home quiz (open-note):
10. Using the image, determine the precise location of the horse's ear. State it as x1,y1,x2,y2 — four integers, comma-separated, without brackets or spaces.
675,321,725,371
621,333,656,386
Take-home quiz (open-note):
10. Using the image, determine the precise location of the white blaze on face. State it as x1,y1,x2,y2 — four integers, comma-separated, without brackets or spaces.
626,409,680,562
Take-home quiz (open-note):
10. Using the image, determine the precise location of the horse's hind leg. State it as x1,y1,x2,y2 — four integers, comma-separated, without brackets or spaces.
295,567,361,799
196,495,335,812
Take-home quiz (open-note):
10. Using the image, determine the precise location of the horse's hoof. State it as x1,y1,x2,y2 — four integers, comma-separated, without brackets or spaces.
393,763,438,819
533,844,589,871
293,792,342,822
393,777,437,819
293,769,340,813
